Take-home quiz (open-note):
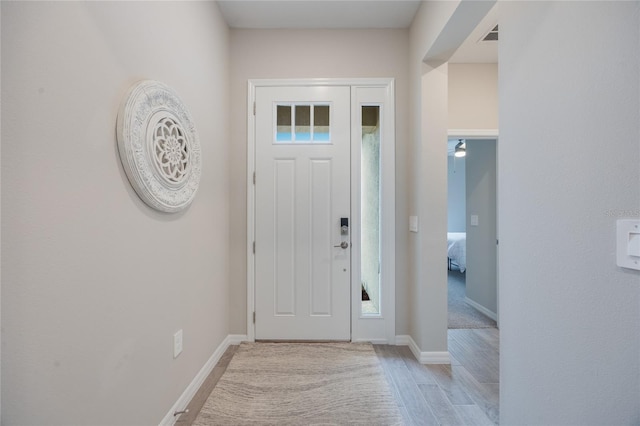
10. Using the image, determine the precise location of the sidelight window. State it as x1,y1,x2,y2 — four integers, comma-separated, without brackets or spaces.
361,105,381,316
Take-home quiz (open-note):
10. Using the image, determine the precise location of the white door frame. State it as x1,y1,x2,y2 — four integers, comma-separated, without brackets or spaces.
247,78,396,342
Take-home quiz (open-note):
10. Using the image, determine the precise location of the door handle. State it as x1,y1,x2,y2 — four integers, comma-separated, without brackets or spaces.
333,241,349,249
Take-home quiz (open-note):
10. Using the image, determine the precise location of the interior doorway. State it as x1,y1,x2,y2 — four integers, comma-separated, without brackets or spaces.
446,137,498,329
445,3,500,332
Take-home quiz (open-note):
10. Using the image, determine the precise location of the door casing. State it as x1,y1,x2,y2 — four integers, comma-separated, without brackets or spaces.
247,78,396,343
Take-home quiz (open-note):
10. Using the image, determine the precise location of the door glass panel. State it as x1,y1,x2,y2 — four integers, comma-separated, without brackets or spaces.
295,105,311,141
276,105,292,142
275,104,331,144
314,105,330,142
361,106,381,316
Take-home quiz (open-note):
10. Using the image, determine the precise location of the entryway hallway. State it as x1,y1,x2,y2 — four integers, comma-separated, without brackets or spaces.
176,330,499,426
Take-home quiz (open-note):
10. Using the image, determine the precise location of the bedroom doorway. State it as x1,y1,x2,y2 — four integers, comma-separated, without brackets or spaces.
446,137,498,329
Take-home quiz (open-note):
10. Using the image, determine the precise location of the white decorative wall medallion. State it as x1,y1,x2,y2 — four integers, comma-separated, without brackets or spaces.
117,80,201,213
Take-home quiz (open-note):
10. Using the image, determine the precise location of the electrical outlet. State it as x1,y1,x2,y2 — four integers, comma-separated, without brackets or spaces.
173,329,183,358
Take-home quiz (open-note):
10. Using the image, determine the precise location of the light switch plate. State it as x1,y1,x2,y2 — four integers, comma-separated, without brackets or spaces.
471,215,479,226
173,329,183,358
617,220,640,270
628,233,640,257
409,216,418,233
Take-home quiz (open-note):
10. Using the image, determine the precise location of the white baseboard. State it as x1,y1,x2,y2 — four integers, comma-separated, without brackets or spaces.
418,351,451,364
159,334,248,426
464,297,497,321
227,334,249,345
395,335,450,365
394,334,410,346
353,338,389,344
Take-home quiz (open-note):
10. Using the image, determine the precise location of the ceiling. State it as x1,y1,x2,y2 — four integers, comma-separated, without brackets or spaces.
218,1,422,29
218,1,498,62
449,4,498,63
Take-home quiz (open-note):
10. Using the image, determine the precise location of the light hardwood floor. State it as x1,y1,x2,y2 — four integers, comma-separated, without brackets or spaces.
174,345,238,426
375,329,499,425
176,328,499,426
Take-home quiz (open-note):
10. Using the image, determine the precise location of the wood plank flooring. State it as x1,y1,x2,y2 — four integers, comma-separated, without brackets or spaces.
376,329,499,425
177,328,499,425
175,345,238,426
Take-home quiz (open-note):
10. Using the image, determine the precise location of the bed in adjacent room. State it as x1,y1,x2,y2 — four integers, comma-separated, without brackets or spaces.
447,232,466,273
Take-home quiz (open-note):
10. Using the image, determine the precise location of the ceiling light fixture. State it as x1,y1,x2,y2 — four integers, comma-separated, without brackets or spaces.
454,140,466,158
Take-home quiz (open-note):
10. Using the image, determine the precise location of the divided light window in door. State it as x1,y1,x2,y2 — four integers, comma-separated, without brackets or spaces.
276,104,330,143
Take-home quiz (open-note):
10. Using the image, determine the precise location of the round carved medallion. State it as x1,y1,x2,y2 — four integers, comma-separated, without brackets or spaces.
117,80,201,213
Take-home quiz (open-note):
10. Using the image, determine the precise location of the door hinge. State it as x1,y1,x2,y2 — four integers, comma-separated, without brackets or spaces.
253,102,256,115
253,171,256,185
253,241,255,254
253,311,256,324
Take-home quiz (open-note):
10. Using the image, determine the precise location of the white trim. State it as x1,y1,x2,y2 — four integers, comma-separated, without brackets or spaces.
247,81,256,342
406,335,422,361
352,338,390,345
350,82,396,344
247,78,394,88
395,335,451,365
495,137,500,328
464,297,498,321
448,129,499,139
418,351,451,364
247,78,396,343
394,335,411,346
226,334,249,345
159,334,248,426
382,81,396,345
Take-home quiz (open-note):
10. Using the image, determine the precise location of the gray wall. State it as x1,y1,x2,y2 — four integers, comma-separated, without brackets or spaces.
408,1,458,355
4,2,636,424
1,2,230,424
465,140,497,315
499,2,640,424
448,63,498,131
409,1,497,354
447,155,466,232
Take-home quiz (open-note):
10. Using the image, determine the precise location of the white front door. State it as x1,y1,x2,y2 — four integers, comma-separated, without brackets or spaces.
254,86,351,340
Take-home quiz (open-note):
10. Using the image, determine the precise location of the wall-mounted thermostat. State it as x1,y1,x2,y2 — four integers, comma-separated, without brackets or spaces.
617,219,640,271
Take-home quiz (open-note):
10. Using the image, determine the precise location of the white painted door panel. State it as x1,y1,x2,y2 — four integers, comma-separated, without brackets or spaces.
255,86,351,340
